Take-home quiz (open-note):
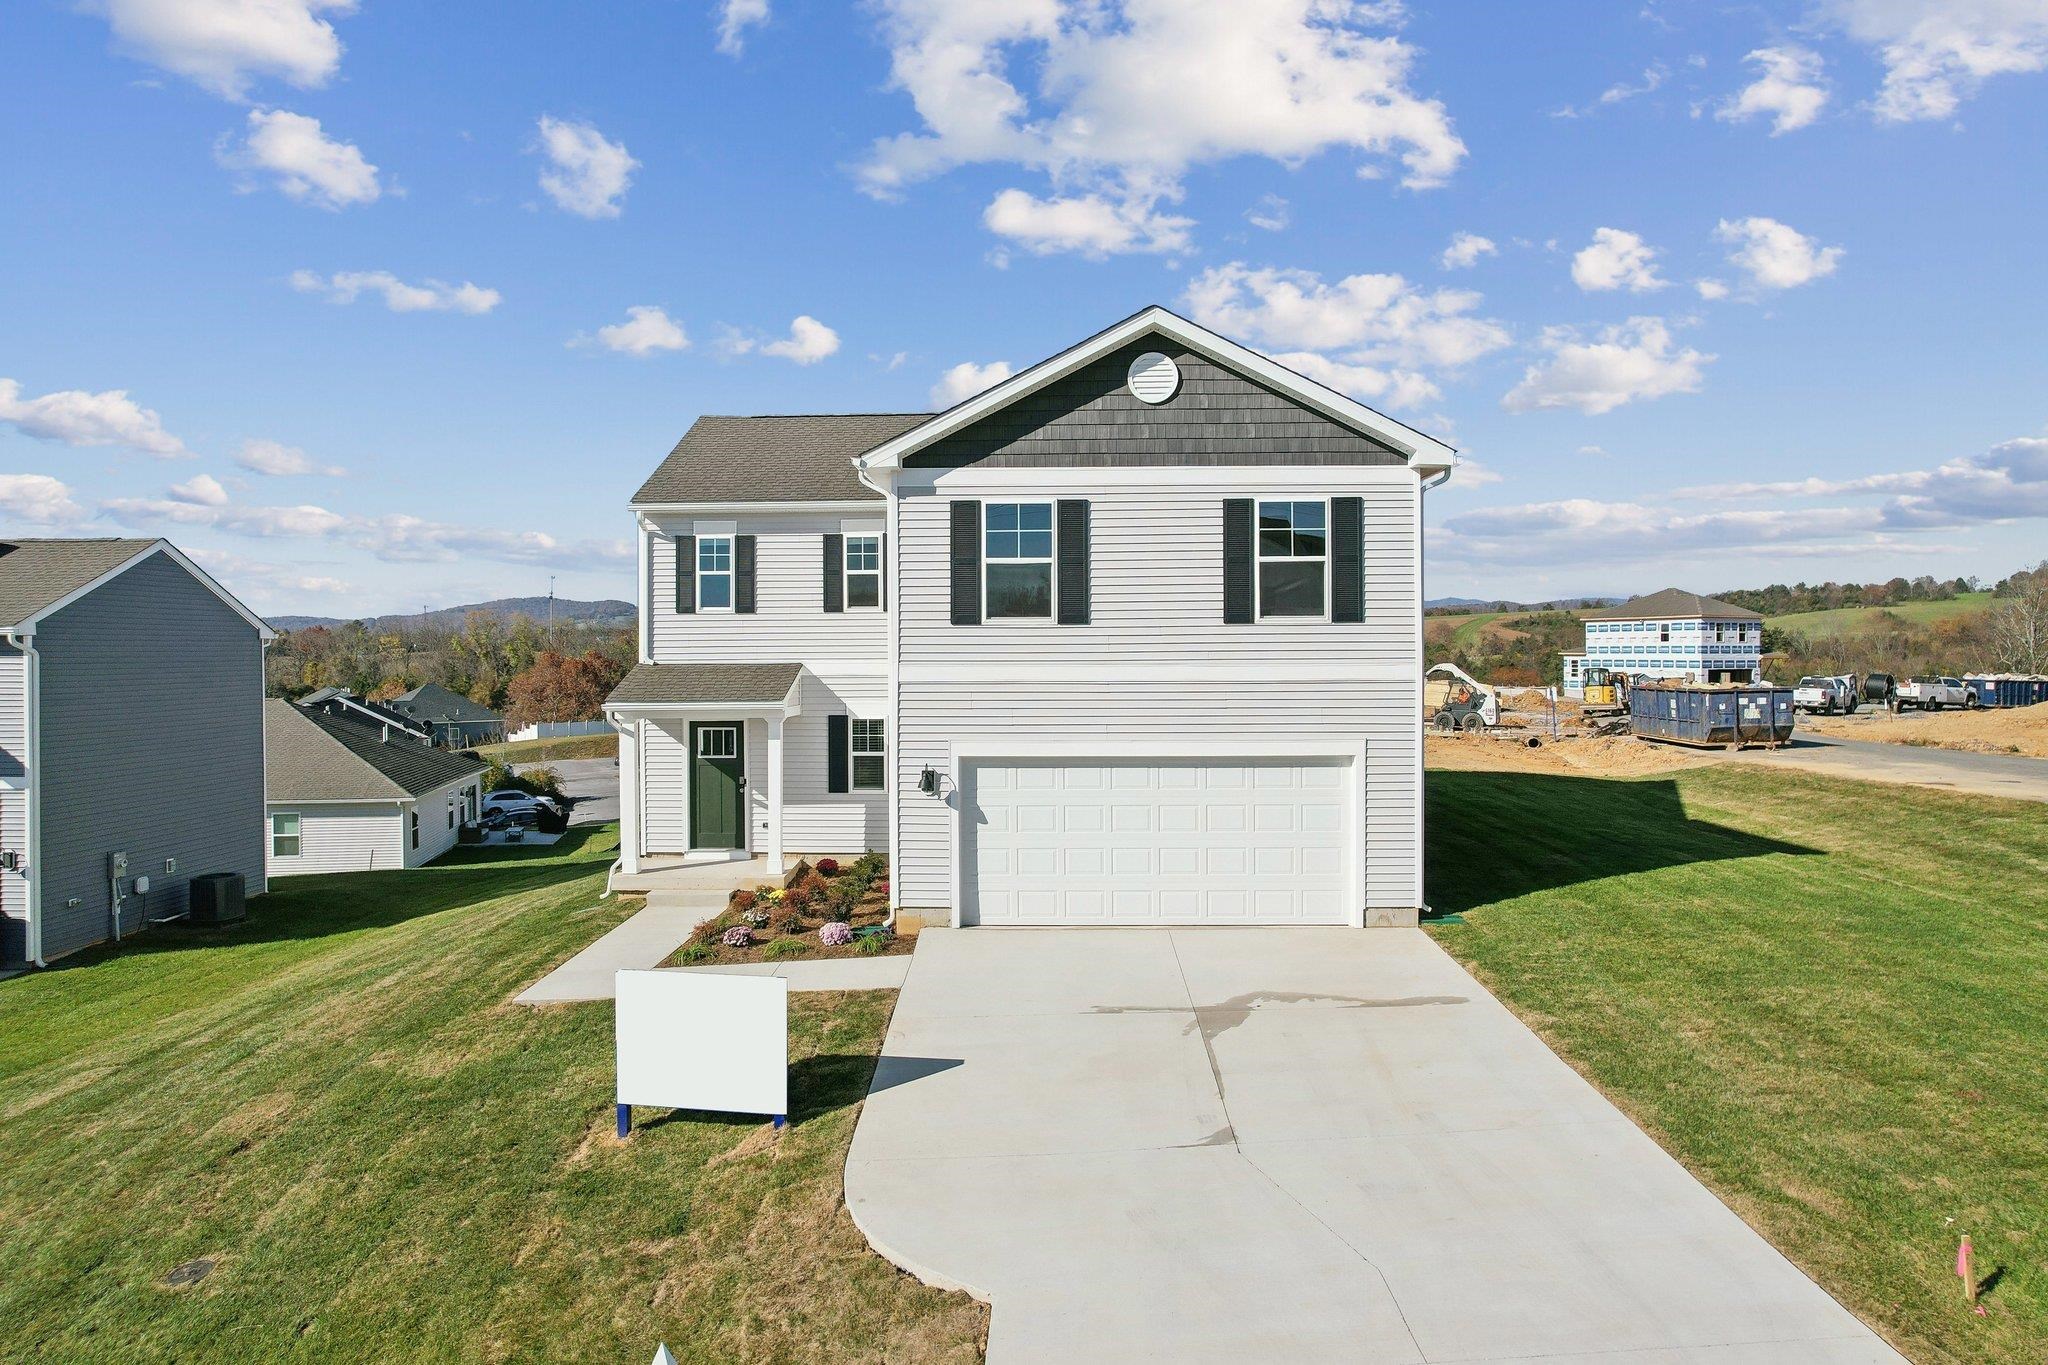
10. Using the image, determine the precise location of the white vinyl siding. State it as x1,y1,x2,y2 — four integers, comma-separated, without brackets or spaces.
265,802,406,875
408,776,473,867
894,470,1421,916
645,511,889,665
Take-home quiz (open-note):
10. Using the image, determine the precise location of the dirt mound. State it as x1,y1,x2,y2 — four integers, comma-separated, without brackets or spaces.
1425,732,1715,776
1801,705,2048,758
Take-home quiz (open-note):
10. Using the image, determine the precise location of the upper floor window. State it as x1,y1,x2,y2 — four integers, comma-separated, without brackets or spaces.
985,502,1053,619
851,718,885,789
698,536,734,611
1659,622,1671,643
1258,500,1326,618
846,535,882,609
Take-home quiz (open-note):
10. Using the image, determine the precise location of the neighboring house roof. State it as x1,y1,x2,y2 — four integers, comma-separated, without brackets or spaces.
632,413,931,506
1581,589,1763,622
389,683,502,724
606,661,804,706
0,537,276,637
299,686,349,705
265,699,486,802
857,306,1456,475
299,689,432,737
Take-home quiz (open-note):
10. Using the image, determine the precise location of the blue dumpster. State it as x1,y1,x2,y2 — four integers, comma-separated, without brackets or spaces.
1965,674,2001,707
1629,681,1795,748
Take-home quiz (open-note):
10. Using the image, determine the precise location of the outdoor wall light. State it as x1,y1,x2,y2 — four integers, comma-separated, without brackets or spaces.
918,766,939,795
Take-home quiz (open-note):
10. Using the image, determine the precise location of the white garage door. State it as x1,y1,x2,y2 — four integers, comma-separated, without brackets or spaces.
961,758,1353,926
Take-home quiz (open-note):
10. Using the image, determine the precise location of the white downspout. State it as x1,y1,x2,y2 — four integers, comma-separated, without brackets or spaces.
7,629,44,967
853,457,900,929
1415,463,1452,922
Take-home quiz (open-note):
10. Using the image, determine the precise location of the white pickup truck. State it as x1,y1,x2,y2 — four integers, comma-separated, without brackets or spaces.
1793,675,1858,714
1894,676,1973,710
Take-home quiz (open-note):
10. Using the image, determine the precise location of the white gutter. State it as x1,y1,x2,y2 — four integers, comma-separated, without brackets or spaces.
6,628,44,967
1413,463,1452,921
853,456,901,929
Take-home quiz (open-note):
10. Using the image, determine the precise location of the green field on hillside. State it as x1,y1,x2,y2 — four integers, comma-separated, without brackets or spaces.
1764,592,1995,636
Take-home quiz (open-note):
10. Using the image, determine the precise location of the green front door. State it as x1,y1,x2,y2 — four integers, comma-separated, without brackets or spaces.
690,722,745,849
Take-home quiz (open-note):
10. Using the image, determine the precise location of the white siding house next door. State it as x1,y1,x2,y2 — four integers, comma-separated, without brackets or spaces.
959,757,1355,926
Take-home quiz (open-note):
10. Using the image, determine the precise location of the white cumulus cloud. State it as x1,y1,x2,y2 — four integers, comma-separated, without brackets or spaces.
235,438,344,476
1826,0,2048,123
983,188,1193,257
1440,231,1497,270
717,0,770,55
1718,46,1830,134
726,315,840,365
1571,227,1667,293
0,474,88,526
931,361,1014,408
91,0,353,100
169,473,230,506
0,377,187,457
1715,216,1843,290
1502,317,1712,415
289,269,499,313
219,109,380,208
583,305,690,357
535,116,637,219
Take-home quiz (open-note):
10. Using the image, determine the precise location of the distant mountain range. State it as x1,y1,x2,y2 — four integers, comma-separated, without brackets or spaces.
270,596,636,632
1426,595,1624,611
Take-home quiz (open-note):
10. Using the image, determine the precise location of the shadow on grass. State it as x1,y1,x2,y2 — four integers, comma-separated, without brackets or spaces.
1425,770,1817,916
634,1050,926,1132
34,825,622,973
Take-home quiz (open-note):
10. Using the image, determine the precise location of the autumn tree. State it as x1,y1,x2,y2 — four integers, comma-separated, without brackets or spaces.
504,649,628,726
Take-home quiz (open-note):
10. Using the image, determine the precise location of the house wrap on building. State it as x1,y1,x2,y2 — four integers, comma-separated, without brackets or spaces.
1560,588,1764,699
603,306,1458,929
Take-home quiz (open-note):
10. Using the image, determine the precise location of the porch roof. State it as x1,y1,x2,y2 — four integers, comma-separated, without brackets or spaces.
605,661,804,709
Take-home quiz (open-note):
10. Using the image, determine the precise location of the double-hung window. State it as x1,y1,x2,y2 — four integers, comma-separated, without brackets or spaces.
984,502,1053,619
1257,500,1327,618
270,812,301,859
845,534,882,609
850,718,885,790
410,810,420,850
697,535,734,611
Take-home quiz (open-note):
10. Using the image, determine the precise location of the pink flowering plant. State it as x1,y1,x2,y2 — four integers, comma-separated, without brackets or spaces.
818,921,855,948
721,924,754,949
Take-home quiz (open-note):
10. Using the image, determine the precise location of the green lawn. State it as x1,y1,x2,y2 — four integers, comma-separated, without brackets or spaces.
0,827,982,1363
1427,764,2047,1364
1766,592,1995,637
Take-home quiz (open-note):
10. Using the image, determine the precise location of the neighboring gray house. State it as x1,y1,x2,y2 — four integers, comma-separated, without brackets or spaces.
264,700,484,874
2,538,272,968
606,307,1455,929
297,687,433,742
384,683,505,749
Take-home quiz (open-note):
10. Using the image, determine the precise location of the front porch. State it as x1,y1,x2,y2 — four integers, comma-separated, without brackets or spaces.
608,850,805,895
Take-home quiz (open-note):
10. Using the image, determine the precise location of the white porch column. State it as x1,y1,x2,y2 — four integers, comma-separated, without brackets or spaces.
765,715,785,873
615,716,642,874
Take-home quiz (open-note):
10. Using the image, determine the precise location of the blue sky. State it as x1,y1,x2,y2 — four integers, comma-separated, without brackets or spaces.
4,0,2046,614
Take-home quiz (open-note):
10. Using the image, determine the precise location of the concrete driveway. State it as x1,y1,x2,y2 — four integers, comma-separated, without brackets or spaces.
1735,732,2048,804
846,929,1902,1364
516,757,618,826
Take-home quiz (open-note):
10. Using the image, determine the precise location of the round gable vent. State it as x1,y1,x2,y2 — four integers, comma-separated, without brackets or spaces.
1126,351,1180,404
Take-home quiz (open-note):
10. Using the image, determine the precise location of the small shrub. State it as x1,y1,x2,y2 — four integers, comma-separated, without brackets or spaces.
783,885,815,916
819,921,854,948
816,857,840,876
720,925,754,949
768,908,802,937
797,871,829,898
763,938,807,960
674,943,714,965
826,881,861,922
692,916,732,947
730,889,756,912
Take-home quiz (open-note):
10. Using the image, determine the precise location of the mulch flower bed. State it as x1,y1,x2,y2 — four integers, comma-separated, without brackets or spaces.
662,854,912,967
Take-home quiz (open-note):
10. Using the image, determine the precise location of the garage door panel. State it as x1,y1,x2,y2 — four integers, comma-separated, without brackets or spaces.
963,758,1353,927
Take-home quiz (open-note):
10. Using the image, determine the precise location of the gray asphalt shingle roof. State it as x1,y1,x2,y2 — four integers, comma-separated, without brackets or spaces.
1582,588,1763,622
606,661,804,706
390,683,501,724
266,699,486,802
0,538,158,629
631,414,931,505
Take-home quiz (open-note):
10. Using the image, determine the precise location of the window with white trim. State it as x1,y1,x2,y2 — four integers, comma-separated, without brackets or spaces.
850,718,885,790
984,502,1052,619
1257,499,1327,618
410,810,420,850
697,535,734,611
698,725,738,758
846,534,882,609
270,812,301,858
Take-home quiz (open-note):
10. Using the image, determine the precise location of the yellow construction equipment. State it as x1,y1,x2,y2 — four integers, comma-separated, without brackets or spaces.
1581,666,1628,715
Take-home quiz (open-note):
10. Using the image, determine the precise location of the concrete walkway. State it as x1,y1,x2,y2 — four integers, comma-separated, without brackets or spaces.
512,890,724,1003
846,928,1902,1364
1735,731,2048,803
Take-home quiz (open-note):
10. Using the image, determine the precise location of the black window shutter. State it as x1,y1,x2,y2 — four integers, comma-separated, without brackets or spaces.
1331,497,1364,624
735,534,757,614
949,501,982,625
822,534,844,613
675,534,696,614
826,714,849,793
1222,499,1253,624
1056,499,1090,625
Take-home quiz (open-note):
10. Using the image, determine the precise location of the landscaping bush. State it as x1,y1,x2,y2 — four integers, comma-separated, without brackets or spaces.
783,885,815,916
825,880,861,922
730,889,756,913
480,761,564,801
720,925,754,949
816,857,840,876
691,915,731,947
763,938,807,960
768,907,803,937
819,921,854,948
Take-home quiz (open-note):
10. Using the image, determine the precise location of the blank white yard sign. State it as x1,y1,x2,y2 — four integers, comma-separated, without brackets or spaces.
615,970,788,1119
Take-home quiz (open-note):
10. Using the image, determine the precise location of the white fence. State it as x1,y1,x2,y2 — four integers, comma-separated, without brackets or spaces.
506,719,611,743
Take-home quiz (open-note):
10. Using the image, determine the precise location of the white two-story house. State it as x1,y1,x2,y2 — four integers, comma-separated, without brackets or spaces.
1560,588,1765,698
605,307,1456,929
